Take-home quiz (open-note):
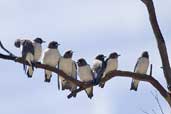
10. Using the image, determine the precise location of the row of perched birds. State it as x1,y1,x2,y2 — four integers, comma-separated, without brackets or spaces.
14,38,149,99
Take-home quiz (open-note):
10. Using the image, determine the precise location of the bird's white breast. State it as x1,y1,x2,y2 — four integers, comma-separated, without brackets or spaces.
59,58,73,75
78,65,93,82
92,59,102,71
33,43,42,62
105,58,118,73
43,48,61,66
135,57,149,74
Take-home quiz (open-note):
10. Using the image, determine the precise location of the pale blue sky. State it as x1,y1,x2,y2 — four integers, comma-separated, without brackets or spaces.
0,0,171,114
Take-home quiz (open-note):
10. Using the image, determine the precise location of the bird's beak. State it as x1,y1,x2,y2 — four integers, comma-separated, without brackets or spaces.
58,43,61,46
118,54,121,56
104,56,107,58
42,41,46,43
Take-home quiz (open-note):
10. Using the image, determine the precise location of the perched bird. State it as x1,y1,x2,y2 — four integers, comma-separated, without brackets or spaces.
92,54,106,84
99,52,120,88
42,41,61,82
33,38,45,62
26,38,45,78
77,58,94,99
130,51,149,91
14,39,34,78
58,50,77,97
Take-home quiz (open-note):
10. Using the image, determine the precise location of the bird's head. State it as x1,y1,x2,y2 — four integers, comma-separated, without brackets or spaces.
77,58,87,67
109,52,120,59
142,51,149,58
48,41,60,49
95,54,106,61
14,39,21,48
63,50,73,58
34,37,46,44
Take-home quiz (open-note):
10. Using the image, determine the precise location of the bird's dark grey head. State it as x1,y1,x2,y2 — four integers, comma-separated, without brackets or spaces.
142,51,149,58
77,58,87,67
95,54,106,61
14,39,21,48
34,38,45,44
109,52,120,59
48,41,60,49
63,50,73,58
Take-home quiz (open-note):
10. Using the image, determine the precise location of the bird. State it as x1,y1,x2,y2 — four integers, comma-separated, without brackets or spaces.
26,38,45,78
77,58,94,99
130,51,149,91
14,39,34,78
33,38,45,62
92,54,106,85
42,41,61,83
99,52,120,88
58,50,77,97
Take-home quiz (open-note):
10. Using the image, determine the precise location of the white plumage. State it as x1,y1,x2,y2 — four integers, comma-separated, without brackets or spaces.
43,48,61,82
131,57,149,90
33,42,42,62
131,51,149,91
59,58,77,91
102,58,118,78
78,65,94,99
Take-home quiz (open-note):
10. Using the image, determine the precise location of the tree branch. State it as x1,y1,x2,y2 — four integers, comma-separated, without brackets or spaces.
0,41,170,107
68,70,171,107
141,0,171,91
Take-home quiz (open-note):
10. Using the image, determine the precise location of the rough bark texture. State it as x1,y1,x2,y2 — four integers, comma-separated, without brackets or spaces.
141,0,171,91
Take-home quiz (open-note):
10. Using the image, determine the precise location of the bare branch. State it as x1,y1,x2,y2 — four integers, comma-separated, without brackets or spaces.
0,41,16,57
0,51,170,106
140,109,151,114
151,91,165,114
68,70,171,107
141,0,171,91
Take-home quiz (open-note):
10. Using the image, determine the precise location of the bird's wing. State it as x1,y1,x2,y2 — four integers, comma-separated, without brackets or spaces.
88,64,95,80
72,61,77,80
134,57,141,72
92,60,102,72
22,40,34,58
57,57,61,90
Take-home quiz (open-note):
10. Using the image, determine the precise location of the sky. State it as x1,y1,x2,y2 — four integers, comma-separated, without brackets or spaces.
0,0,171,114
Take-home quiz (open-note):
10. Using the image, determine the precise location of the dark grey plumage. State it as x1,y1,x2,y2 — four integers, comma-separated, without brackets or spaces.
14,39,34,78
99,52,120,88
92,54,106,85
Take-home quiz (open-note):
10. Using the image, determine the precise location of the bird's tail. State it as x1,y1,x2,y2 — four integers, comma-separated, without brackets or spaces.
130,79,139,91
85,87,93,99
23,64,27,74
71,86,77,98
44,70,52,83
57,74,60,90
27,66,34,78
99,82,105,88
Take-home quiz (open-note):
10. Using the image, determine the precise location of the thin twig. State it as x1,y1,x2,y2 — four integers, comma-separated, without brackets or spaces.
150,64,153,76
151,91,165,114
140,108,151,114
0,41,16,57
152,109,157,114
